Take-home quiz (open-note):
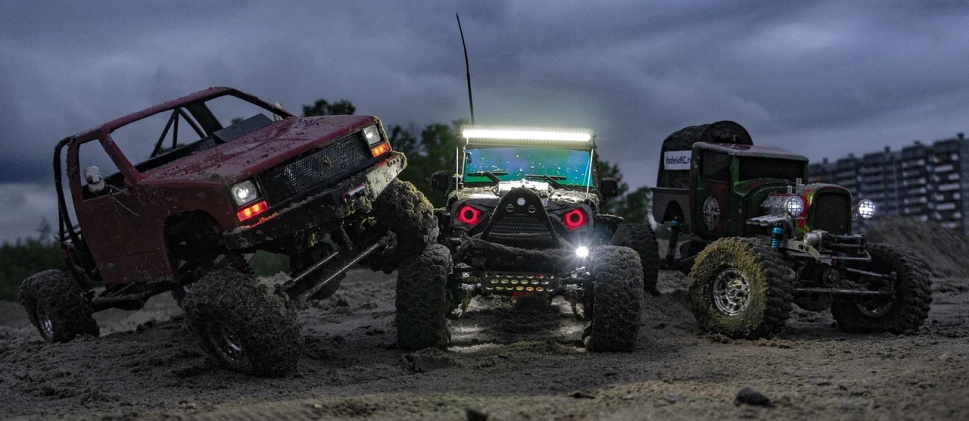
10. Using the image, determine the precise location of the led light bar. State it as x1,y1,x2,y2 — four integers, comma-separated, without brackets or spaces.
462,128,593,142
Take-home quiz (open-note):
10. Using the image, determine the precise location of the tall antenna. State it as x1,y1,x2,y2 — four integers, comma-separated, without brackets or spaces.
456,13,474,125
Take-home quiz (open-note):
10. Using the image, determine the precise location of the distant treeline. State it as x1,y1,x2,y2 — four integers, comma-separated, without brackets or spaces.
0,221,65,301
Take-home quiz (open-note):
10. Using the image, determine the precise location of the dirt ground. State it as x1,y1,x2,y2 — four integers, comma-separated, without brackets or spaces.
2,238,969,419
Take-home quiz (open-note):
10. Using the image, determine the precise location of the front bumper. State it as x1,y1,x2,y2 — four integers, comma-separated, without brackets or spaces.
224,152,405,250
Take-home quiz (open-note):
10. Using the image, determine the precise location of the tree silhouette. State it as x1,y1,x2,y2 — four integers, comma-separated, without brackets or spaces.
302,99,356,117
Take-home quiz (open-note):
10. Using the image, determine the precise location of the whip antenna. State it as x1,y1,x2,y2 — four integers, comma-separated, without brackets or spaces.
456,13,474,125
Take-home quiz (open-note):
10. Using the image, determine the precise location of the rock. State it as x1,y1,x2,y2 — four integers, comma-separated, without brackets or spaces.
466,407,489,421
570,391,596,399
399,348,459,373
735,386,773,407
664,393,684,403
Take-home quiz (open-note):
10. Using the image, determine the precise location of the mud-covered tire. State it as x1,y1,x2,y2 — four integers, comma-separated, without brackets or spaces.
182,268,302,377
688,237,794,339
366,179,439,274
19,270,99,342
794,293,832,312
585,246,643,352
831,243,932,334
395,244,452,350
612,222,660,295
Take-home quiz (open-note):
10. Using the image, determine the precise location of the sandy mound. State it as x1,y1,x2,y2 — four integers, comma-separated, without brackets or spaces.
866,217,969,278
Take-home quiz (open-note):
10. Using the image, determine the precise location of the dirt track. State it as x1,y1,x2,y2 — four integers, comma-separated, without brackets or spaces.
1,265,968,420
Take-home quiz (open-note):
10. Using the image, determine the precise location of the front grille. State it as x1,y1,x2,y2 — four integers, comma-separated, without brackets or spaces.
257,133,371,204
489,216,549,235
484,215,558,249
810,193,851,234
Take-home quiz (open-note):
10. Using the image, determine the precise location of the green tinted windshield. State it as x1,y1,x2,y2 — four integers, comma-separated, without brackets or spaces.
463,147,593,187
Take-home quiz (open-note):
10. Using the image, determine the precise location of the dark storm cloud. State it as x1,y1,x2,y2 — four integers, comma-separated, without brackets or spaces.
0,0,967,241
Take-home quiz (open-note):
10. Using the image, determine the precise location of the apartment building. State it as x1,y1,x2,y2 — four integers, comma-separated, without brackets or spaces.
809,133,968,236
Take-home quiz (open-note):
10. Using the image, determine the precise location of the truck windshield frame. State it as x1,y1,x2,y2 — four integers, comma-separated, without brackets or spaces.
738,156,806,182
462,146,594,188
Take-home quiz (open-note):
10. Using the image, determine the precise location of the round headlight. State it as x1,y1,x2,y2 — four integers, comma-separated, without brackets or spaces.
230,180,259,206
858,199,876,219
784,196,805,216
575,246,590,258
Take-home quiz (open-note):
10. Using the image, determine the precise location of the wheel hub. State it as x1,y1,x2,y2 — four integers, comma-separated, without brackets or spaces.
209,324,247,366
856,299,893,317
36,306,54,340
712,268,751,316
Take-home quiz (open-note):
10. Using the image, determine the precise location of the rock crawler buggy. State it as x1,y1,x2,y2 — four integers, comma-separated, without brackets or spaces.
397,127,659,352
651,121,932,338
19,87,436,376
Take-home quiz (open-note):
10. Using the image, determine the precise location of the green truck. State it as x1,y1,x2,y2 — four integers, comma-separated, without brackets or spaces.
651,121,931,339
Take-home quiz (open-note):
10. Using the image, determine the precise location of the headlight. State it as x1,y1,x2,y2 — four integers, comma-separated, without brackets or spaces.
575,246,590,258
363,125,382,146
784,196,804,216
857,199,875,219
230,180,259,206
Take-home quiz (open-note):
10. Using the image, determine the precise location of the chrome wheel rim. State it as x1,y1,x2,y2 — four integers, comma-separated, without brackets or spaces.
210,324,246,366
712,268,751,316
36,306,54,340
856,299,893,317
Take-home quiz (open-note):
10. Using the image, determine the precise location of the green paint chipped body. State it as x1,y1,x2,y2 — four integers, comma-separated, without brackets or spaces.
651,122,931,339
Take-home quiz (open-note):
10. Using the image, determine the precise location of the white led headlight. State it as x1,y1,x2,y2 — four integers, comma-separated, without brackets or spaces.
857,199,875,219
784,196,804,216
363,125,382,146
575,246,590,258
230,180,259,206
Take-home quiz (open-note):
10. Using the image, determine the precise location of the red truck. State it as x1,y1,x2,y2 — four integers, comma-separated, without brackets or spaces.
19,87,436,376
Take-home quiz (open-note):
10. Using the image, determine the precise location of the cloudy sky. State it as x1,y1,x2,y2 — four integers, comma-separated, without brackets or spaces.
1,0,967,242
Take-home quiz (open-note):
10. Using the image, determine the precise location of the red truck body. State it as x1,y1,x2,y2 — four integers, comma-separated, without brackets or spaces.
61,87,397,284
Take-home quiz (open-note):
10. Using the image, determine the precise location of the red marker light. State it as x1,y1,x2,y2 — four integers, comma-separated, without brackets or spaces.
236,200,268,222
456,204,482,225
562,208,586,230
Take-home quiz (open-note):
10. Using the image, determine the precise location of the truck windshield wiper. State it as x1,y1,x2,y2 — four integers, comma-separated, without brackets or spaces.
466,171,507,184
524,174,566,189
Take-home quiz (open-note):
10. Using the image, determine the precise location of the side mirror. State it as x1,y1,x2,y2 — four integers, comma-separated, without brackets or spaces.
430,170,451,192
600,178,620,197
84,166,106,194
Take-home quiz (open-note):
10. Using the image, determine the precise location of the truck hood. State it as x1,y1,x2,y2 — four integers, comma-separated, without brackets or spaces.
140,115,376,184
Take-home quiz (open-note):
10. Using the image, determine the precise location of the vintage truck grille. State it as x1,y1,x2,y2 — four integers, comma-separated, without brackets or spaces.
810,193,851,235
257,133,371,204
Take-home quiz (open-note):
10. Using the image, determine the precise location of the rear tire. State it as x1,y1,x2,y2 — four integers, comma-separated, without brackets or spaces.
20,270,99,342
688,238,794,339
831,243,931,334
585,246,643,352
396,244,452,350
182,268,302,377
612,222,660,295
364,179,439,274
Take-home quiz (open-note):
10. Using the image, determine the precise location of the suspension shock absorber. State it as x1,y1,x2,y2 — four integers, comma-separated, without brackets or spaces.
665,218,680,266
771,224,785,250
